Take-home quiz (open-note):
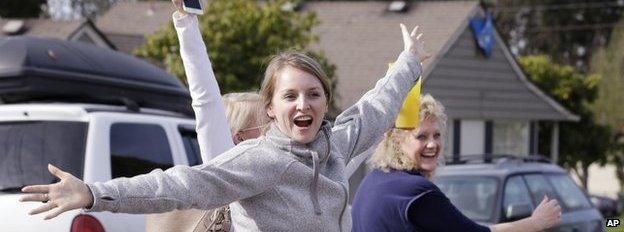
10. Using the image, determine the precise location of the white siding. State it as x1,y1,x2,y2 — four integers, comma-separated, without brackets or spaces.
460,120,484,154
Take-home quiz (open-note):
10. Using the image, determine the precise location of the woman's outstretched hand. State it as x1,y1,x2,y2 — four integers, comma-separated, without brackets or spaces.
400,23,431,63
19,164,93,220
530,195,562,230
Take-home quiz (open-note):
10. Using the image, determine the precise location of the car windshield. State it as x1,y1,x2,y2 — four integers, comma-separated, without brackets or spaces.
434,176,499,222
0,121,87,192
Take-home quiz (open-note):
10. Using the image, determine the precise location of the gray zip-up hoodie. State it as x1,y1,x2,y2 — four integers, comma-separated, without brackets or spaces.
86,51,422,231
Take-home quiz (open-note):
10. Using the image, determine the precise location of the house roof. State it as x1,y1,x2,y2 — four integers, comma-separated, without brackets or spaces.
306,1,577,121
96,1,173,36
305,1,478,108
0,18,116,49
423,25,578,121
95,1,173,54
92,0,577,121
0,19,83,39
104,33,147,54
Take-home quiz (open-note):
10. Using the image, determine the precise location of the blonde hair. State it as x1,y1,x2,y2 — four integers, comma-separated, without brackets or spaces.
368,94,447,178
222,92,266,134
260,51,332,116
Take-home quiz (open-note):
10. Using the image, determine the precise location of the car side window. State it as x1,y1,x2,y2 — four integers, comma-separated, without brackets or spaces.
110,123,174,178
523,174,558,206
503,175,534,212
179,125,202,166
546,174,591,210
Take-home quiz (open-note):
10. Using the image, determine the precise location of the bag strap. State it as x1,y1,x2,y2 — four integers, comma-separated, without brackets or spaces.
192,206,231,232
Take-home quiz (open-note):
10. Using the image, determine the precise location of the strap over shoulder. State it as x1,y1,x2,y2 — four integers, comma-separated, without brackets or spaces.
192,206,231,232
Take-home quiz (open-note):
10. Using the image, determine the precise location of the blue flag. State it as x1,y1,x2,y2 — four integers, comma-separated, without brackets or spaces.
470,13,494,58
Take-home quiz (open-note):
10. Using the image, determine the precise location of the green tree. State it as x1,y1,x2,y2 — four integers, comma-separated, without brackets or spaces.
590,16,624,191
135,0,338,115
0,0,44,17
484,0,624,73
520,55,612,189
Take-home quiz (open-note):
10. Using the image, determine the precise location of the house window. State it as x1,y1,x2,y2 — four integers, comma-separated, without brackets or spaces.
460,120,485,155
493,121,529,156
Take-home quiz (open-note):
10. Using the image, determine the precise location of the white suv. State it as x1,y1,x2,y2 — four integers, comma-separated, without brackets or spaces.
0,103,201,232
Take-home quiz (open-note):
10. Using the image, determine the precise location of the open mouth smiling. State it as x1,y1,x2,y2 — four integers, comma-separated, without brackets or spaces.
294,115,313,128
421,151,437,160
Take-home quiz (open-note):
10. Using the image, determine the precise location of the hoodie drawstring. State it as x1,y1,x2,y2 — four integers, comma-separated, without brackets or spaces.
310,150,322,215
309,126,332,215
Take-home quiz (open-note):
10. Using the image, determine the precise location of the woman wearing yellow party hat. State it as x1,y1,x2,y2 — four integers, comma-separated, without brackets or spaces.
351,75,562,231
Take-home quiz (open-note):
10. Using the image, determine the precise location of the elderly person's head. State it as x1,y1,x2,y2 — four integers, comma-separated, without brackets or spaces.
223,92,267,144
260,51,332,144
369,94,447,179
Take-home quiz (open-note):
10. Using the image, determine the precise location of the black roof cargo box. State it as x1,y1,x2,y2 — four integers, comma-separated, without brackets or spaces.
0,37,192,115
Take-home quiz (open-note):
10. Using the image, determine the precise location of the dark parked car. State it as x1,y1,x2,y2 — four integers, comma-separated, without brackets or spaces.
434,155,604,232
590,195,621,218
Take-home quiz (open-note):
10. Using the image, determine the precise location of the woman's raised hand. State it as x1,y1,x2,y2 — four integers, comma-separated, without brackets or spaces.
171,0,187,15
19,164,93,220
400,23,431,62
530,195,562,230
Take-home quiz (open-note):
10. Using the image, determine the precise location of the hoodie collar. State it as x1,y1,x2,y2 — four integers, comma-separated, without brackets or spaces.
265,120,332,163
265,120,332,215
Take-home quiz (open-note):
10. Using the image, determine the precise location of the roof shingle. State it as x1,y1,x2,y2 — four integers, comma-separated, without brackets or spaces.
96,1,173,36
305,1,479,109
0,19,83,39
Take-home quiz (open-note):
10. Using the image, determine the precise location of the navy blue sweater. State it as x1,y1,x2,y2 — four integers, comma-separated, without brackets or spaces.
351,169,490,232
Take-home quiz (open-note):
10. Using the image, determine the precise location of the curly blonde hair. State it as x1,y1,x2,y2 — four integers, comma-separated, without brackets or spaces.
368,94,447,178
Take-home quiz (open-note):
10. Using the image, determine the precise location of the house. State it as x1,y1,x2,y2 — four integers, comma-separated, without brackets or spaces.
0,18,115,49
5,2,578,160
93,0,618,197
303,1,583,196
95,1,173,54
307,1,577,159
0,1,173,55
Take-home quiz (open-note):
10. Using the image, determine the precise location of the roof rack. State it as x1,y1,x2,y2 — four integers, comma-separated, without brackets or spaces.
0,37,193,116
445,154,551,165
82,104,191,119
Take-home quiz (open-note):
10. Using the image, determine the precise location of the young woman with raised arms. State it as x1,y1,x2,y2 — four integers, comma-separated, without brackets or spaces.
19,3,430,231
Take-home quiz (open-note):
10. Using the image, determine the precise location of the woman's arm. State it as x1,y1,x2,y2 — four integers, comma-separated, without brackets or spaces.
332,24,430,163
172,1,234,162
407,191,491,232
408,191,561,232
489,196,562,232
20,146,289,219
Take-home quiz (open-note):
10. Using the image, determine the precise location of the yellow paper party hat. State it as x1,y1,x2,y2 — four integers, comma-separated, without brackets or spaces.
388,63,421,129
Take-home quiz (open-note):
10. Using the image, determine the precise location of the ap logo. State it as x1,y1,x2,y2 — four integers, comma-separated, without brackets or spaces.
607,219,620,227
